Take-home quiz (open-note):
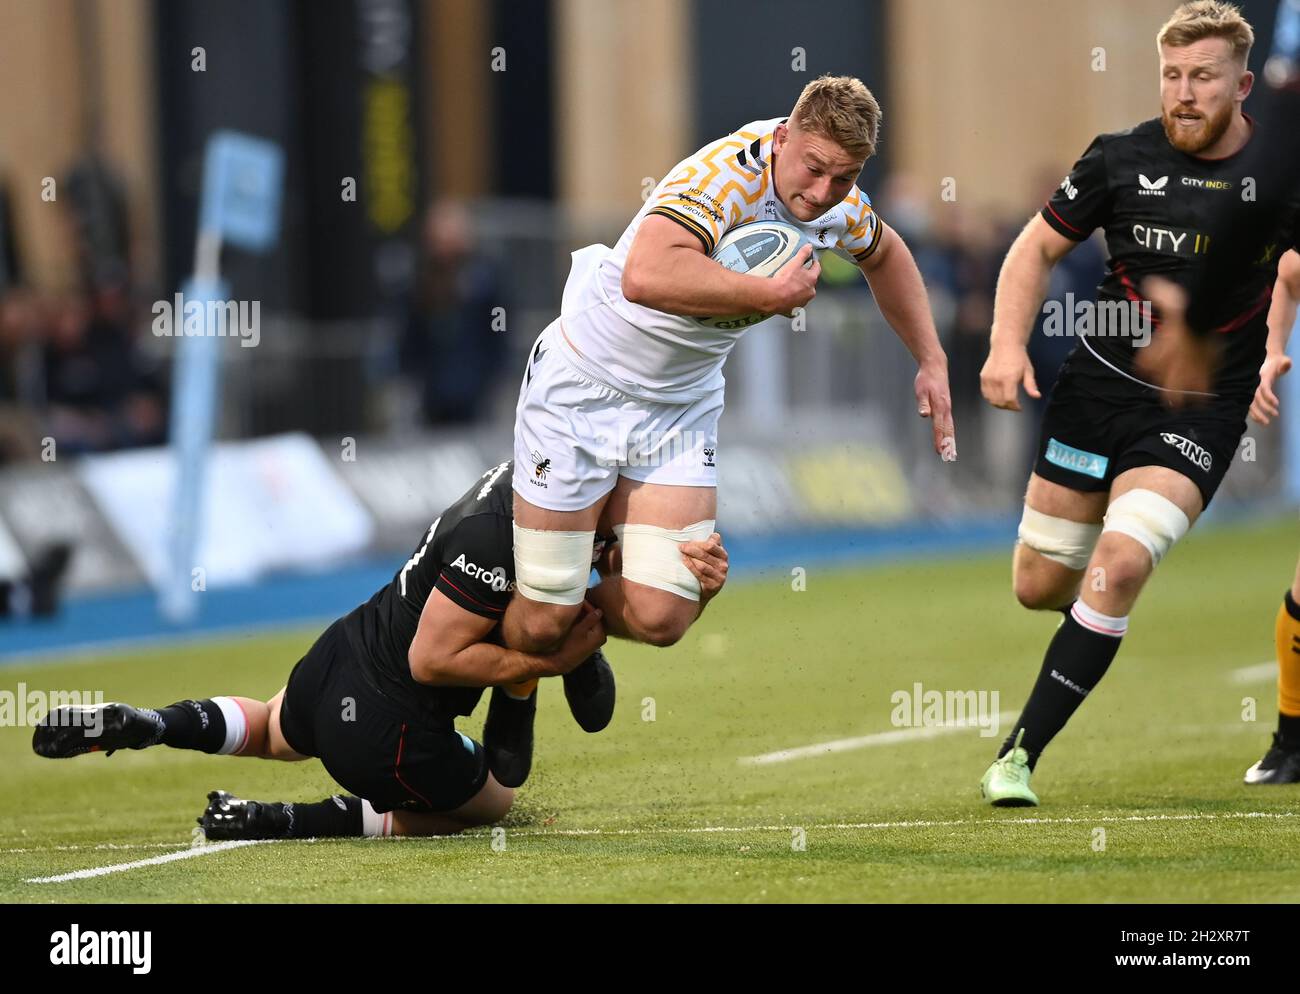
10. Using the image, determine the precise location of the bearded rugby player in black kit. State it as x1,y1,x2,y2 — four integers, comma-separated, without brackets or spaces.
1139,0,1300,785
31,460,731,838
978,1,1300,804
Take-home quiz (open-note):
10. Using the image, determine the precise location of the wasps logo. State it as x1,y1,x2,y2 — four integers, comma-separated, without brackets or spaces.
531,450,551,482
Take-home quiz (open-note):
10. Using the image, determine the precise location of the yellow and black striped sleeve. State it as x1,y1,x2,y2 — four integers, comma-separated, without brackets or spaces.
851,216,886,262
647,204,718,254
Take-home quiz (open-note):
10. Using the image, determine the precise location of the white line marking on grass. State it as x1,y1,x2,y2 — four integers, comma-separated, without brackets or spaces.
485,811,1300,837
24,839,272,884
1231,661,1277,684
18,811,1296,878
739,712,1018,766
1172,722,1260,734
3,842,187,855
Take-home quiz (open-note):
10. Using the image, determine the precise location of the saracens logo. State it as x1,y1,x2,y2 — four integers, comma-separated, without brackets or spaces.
1160,432,1212,471
451,553,515,593
1138,174,1169,196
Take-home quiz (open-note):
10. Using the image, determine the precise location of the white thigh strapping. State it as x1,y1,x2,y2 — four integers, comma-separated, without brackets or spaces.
614,519,716,601
1017,506,1102,571
1102,488,1190,567
512,524,595,606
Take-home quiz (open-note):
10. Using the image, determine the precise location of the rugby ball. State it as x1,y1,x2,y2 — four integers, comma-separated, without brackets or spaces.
699,220,815,330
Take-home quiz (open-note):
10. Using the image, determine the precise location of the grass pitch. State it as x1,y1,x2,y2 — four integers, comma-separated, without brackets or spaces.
3,516,1299,903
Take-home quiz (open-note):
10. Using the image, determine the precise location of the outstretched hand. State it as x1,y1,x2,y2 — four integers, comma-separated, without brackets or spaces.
916,361,957,461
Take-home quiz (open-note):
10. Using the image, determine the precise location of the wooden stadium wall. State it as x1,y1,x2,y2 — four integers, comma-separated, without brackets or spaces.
554,0,693,222
0,0,159,291
886,0,1210,217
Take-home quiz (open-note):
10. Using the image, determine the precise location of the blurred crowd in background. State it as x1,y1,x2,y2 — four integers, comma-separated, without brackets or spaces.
0,161,166,464
0,0,1288,627
0,0,1283,501
0,153,1103,473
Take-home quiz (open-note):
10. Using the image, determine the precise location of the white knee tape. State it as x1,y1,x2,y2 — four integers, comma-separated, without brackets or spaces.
1102,488,1189,567
1017,506,1102,571
614,519,715,602
512,524,595,606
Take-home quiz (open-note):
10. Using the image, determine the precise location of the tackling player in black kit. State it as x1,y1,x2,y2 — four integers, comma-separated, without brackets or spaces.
30,460,732,838
978,1,1300,804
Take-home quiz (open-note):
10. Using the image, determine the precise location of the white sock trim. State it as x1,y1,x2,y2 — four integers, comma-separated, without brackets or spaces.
1071,599,1128,638
361,800,392,837
211,696,249,755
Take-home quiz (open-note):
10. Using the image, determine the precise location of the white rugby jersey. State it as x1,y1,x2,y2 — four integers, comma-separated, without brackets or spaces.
558,117,885,403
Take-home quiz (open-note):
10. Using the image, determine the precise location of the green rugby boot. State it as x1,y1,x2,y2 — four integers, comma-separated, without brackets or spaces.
980,729,1040,807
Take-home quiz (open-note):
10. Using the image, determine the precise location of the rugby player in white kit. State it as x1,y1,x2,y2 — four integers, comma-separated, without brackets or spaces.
506,75,956,656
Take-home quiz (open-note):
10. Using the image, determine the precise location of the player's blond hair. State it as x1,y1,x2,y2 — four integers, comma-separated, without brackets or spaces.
1157,1,1254,66
790,75,881,161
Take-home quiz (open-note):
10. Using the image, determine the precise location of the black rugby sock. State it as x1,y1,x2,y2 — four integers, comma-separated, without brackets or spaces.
288,795,364,838
999,603,1127,769
158,699,227,753
1278,712,1300,749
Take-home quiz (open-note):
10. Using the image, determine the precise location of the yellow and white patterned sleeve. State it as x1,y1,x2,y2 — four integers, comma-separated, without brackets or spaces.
837,186,885,262
646,131,772,255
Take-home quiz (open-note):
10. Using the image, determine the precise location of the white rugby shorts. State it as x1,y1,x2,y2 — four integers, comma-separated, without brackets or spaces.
512,320,722,511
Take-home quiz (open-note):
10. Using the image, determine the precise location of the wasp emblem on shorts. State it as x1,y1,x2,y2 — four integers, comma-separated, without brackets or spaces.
702,447,716,468
531,450,551,486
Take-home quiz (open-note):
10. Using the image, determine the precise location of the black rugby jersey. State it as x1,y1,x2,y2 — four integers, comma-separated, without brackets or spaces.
340,460,517,722
1041,117,1300,399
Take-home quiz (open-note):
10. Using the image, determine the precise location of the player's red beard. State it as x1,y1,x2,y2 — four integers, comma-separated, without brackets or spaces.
1161,101,1234,154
